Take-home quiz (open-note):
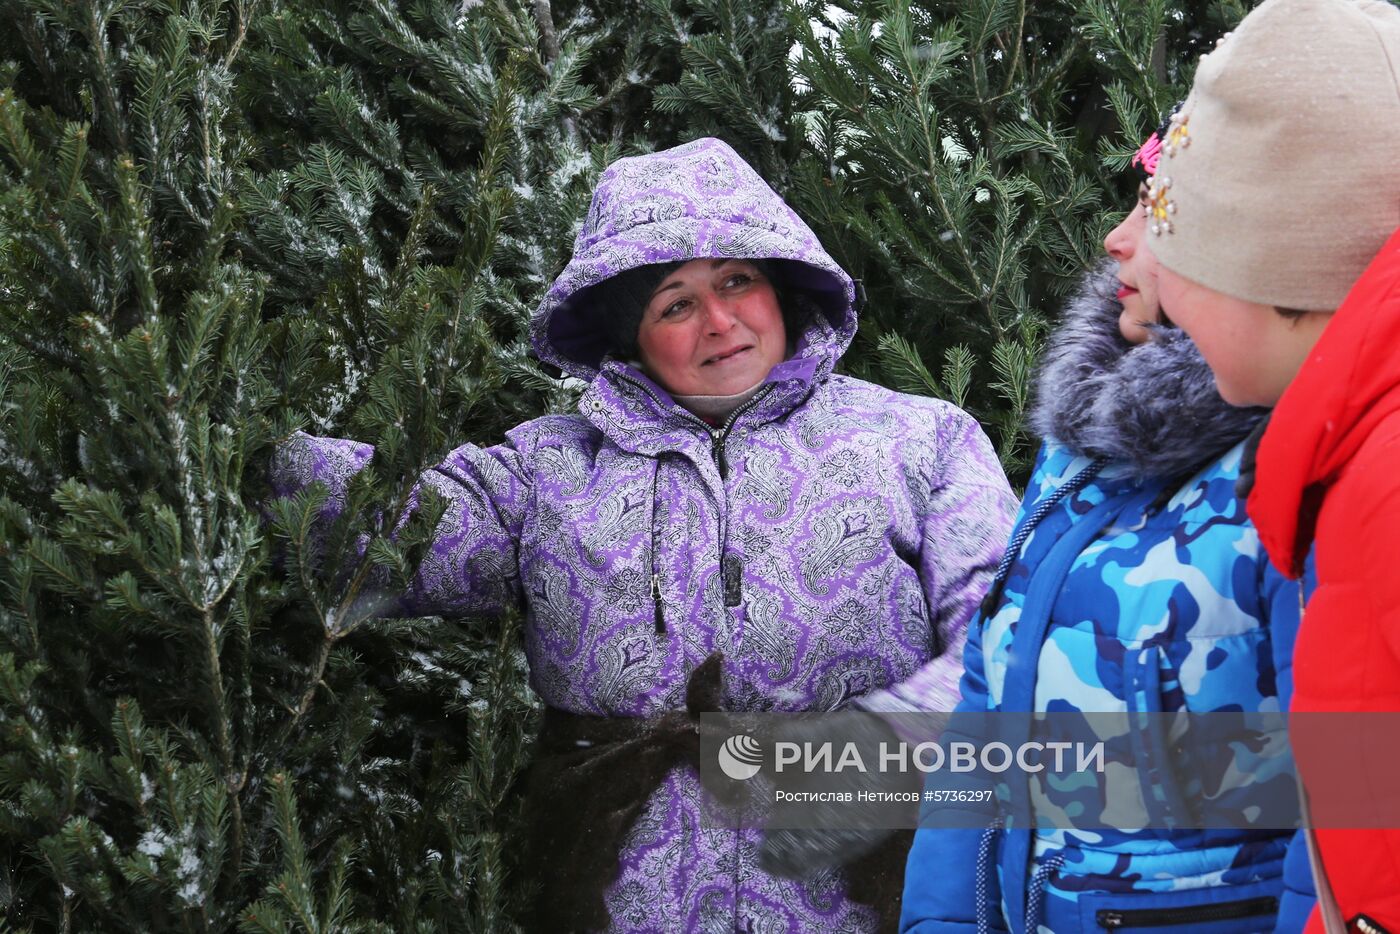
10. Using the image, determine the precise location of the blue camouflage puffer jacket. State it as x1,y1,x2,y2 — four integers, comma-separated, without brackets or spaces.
900,266,1316,934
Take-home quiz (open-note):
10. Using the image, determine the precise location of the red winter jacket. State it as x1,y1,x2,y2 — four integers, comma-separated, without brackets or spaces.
1248,226,1400,934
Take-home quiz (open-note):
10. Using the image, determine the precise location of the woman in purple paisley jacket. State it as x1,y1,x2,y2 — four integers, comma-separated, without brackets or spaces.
272,137,1015,933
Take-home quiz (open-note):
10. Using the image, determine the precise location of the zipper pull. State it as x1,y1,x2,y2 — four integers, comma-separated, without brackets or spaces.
722,553,743,607
711,430,728,481
1097,910,1124,930
652,573,666,635
1354,914,1392,934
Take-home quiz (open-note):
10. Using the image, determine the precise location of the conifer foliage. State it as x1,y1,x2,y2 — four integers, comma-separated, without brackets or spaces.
0,0,1255,929
786,0,1247,476
0,0,583,929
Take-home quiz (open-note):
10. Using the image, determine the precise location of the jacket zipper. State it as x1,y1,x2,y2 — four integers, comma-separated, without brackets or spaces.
708,386,775,609
651,572,665,634
611,372,712,431
709,384,775,480
612,374,776,626
1095,895,1277,929
650,458,665,635
610,370,775,474
610,374,708,638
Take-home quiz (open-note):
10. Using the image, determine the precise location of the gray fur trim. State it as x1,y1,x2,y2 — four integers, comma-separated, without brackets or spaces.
1030,261,1267,481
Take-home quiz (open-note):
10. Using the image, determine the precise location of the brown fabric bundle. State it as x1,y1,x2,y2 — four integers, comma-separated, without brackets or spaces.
512,653,912,932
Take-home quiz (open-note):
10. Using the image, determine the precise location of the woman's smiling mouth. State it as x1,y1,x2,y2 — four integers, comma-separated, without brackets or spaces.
703,345,753,366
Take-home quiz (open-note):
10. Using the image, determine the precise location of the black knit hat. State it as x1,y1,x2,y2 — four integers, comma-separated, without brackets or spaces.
593,261,682,360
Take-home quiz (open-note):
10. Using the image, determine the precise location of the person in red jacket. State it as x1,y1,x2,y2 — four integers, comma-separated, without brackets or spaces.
1143,0,1400,932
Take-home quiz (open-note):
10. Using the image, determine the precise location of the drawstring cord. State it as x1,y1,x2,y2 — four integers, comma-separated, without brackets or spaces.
975,820,1003,934
974,820,1064,934
970,456,1105,932
1025,852,1065,934
979,457,1110,618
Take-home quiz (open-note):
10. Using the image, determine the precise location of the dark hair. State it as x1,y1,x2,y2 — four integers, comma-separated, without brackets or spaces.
757,260,816,344
1130,101,1185,184
594,261,683,359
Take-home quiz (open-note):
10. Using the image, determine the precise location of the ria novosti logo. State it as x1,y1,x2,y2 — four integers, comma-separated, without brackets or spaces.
717,734,764,781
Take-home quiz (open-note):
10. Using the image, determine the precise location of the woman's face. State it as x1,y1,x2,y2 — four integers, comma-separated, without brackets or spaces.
635,258,787,397
1103,183,1162,345
1156,266,1330,407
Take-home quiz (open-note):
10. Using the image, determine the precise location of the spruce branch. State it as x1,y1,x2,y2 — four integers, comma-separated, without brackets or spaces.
876,332,944,399
1001,0,1028,97
82,0,130,153
222,0,261,69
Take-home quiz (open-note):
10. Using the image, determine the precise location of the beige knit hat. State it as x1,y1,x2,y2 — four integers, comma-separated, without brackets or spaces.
1148,0,1400,311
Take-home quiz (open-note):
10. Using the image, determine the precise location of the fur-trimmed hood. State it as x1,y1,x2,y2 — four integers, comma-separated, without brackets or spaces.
1030,262,1267,480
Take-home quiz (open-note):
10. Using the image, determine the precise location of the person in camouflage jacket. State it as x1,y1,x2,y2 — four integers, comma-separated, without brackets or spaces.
900,124,1311,934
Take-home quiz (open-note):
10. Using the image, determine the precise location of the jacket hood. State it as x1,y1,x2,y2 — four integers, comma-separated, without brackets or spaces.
1030,261,1267,481
1249,225,1400,577
531,137,857,381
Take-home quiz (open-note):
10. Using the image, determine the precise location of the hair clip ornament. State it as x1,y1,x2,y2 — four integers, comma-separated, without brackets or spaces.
1131,133,1164,177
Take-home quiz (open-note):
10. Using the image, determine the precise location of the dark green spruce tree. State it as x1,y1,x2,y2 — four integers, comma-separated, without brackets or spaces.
786,0,1249,480
0,0,602,929
0,0,1266,930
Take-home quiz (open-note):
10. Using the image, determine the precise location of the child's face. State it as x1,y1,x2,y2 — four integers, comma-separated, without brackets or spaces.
1103,183,1161,345
1157,266,1331,407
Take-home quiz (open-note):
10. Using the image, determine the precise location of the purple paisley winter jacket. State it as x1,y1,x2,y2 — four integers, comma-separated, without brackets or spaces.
273,138,1015,932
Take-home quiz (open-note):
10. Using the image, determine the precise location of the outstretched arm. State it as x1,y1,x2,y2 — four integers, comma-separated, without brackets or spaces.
268,431,532,619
